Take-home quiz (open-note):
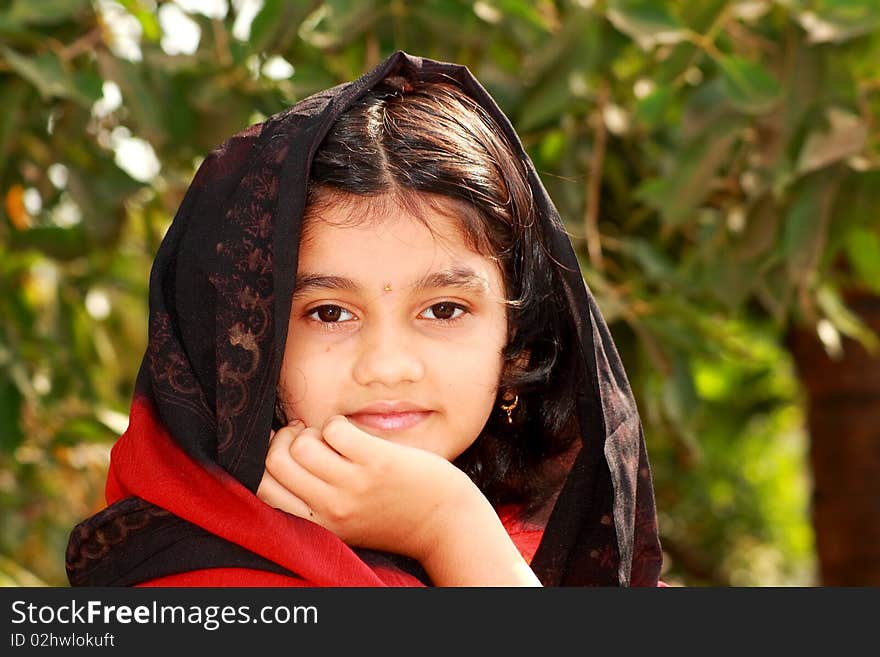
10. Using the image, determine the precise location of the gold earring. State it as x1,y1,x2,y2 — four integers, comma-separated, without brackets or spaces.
383,282,392,292
500,393,519,424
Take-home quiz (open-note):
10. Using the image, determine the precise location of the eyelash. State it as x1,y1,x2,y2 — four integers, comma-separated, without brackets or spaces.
304,302,470,331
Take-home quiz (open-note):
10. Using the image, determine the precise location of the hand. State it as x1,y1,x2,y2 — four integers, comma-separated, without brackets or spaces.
257,421,314,520
257,416,542,586
257,415,476,562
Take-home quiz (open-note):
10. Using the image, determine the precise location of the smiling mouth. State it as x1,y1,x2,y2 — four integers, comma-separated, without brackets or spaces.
346,411,433,431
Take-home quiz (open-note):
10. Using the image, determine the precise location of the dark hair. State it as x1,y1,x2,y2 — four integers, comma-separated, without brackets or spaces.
281,75,580,511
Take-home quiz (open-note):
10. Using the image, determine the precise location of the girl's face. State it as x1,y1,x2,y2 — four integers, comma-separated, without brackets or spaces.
279,194,508,461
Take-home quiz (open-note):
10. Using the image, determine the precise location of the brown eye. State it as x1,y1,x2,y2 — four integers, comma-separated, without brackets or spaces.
421,302,466,322
432,303,457,320
311,305,352,322
317,306,341,322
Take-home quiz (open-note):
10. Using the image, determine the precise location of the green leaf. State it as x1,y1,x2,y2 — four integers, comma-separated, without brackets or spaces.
704,259,759,311
0,47,101,108
516,69,576,132
491,0,555,31
844,228,880,294
1,0,90,26
117,0,161,41
606,0,686,50
538,129,566,165
636,86,674,128
661,357,698,428
781,176,837,284
95,51,167,149
636,125,739,229
246,2,319,65
65,160,141,244
299,0,379,51
795,107,867,175
73,69,104,106
8,226,90,260
53,416,115,446
0,79,30,183
718,55,781,115
830,171,880,235
0,376,24,454
797,1,880,44
732,196,782,261
679,0,728,32
3,282,37,343
249,0,289,51
515,10,602,131
816,284,880,354
620,237,677,282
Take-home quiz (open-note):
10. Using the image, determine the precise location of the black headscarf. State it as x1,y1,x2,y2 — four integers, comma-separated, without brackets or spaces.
66,51,662,587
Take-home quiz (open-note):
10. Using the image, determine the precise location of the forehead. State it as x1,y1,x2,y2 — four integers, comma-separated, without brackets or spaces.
302,189,496,251
300,194,492,261
297,194,503,286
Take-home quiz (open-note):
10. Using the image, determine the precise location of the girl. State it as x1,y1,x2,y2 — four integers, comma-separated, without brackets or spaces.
66,51,662,587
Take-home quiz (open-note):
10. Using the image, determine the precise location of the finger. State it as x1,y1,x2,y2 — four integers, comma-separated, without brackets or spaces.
265,426,335,510
257,470,314,519
288,426,356,486
320,415,387,463
266,421,307,463
265,421,302,466
268,415,305,445
267,421,309,464
269,419,306,446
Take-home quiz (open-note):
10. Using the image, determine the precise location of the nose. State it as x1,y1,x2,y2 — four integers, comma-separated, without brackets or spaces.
351,320,425,388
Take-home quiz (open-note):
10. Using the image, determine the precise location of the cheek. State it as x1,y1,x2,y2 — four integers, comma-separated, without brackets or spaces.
278,341,342,418
438,338,505,430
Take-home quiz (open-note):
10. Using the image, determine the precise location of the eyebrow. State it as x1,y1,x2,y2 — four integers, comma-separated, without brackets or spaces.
292,266,491,299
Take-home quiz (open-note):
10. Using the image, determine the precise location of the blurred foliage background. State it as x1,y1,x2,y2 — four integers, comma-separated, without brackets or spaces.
2,0,879,587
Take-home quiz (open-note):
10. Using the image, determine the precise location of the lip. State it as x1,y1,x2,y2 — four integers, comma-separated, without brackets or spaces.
351,401,430,414
346,402,433,432
347,411,432,432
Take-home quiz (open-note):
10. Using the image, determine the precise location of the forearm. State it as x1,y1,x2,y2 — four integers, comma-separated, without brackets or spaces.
418,480,543,587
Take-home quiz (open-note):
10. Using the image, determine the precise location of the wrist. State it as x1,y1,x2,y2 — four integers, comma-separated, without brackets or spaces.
409,465,479,564
417,474,541,587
